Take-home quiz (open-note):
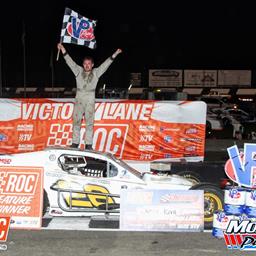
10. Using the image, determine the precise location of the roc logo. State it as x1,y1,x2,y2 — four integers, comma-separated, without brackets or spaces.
0,216,11,242
225,144,256,188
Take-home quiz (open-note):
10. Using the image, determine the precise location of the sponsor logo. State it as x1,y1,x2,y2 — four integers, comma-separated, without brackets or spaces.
216,211,229,223
225,144,256,188
45,172,63,178
16,124,34,131
160,146,177,151
18,134,32,142
224,220,256,251
140,154,153,160
47,124,129,158
0,159,12,165
0,216,11,243
0,134,7,142
160,127,180,132
139,125,155,132
18,144,34,151
183,153,199,157
180,138,202,142
185,146,197,152
49,154,56,161
50,209,63,215
164,135,172,143
139,145,155,152
229,189,241,199
185,128,198,134
0,172,39,195
67,16,95,40
140,135,153,142
152,70,180,77
164,153,172,158
251,191,256,200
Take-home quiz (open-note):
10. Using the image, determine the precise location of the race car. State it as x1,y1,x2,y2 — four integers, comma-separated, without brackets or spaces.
0,147,224,229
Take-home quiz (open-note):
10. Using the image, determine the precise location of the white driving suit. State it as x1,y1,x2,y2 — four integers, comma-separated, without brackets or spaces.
64,53,113,146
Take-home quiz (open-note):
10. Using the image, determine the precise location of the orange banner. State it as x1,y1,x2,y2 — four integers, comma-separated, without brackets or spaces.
0,166,43,229
0,99,206,161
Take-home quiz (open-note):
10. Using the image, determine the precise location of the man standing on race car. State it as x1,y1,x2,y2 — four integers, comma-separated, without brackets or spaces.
57,43,122,150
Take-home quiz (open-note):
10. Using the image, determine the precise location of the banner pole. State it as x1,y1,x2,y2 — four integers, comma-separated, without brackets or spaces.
56,49,60,61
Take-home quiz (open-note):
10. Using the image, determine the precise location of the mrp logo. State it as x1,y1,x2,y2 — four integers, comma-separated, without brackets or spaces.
224,220,256,251
225,144,256,188
0,216,11,243
0,172,39,195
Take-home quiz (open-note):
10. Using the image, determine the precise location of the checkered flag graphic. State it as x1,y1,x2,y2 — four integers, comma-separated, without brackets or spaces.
60,7,97,49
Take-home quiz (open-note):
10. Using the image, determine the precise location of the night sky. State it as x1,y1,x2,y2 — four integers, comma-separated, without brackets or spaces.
1,1,256,89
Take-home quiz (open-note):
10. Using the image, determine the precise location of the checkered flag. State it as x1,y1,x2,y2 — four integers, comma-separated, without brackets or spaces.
60,7,97,49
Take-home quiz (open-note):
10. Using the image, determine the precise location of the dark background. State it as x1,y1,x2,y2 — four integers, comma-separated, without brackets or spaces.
1,0,256,89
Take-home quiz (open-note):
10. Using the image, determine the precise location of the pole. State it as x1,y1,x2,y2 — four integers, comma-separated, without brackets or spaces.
56,49,60,61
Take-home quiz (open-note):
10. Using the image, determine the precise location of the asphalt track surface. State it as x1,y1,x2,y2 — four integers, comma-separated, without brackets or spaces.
2,139,255,256
3,229,256,256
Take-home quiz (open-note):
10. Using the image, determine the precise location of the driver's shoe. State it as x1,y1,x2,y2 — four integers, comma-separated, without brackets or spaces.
70,143,79,148
85,144,93,150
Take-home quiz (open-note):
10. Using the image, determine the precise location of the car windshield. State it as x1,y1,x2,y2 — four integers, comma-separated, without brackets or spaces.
107,153,142,178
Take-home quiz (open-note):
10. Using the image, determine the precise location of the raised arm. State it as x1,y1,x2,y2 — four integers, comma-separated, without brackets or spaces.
57,43,81,76
95,49,122,78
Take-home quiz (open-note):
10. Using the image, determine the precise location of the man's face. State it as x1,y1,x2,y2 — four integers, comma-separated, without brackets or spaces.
83,59,94,72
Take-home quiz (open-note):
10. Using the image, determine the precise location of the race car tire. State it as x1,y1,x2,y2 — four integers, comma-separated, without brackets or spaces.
43,190,49,216
176,170,202,184
190,183,224,230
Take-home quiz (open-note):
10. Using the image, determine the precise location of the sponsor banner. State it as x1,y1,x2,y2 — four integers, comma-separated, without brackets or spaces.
130,73,142,87
225,144,256,188
184,70,217,87
224,219,256,251
0,166,43,229
0,99,206,161
218,70,251,87
0,216,11,242
149,69,183,87
120,189,204,231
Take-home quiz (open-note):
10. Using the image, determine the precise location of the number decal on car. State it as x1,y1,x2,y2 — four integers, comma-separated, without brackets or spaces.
62,184,115,208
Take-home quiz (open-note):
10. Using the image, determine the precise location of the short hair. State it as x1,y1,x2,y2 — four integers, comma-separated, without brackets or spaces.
83,56,94,64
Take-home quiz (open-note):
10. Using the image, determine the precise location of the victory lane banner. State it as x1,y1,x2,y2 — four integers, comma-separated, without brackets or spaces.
0,166,43,229
0,98,206,161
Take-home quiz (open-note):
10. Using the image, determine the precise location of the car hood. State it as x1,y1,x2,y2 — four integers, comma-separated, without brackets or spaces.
142,173,195,187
